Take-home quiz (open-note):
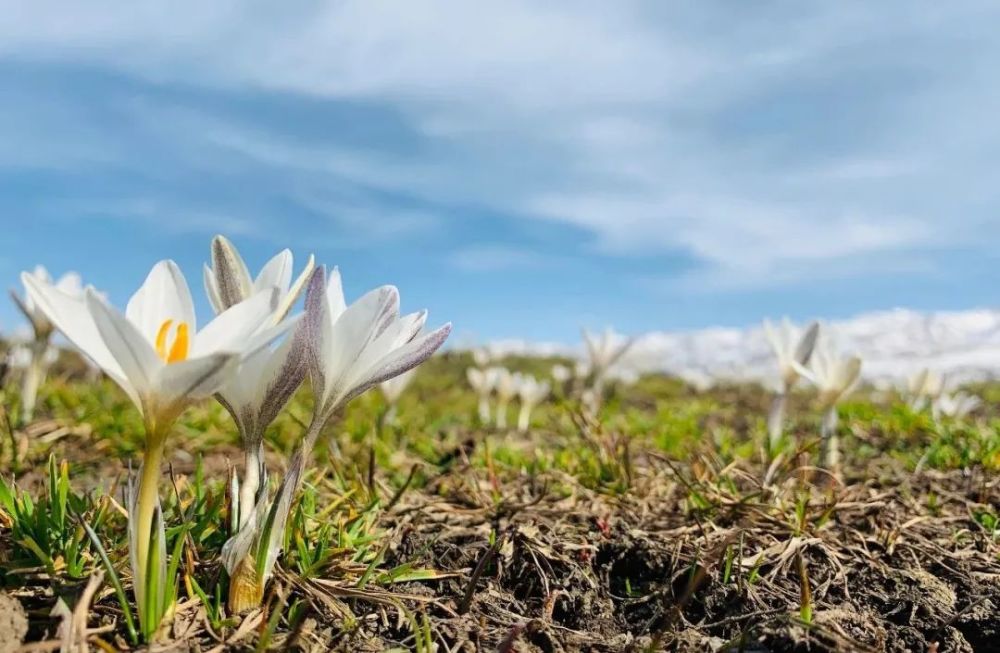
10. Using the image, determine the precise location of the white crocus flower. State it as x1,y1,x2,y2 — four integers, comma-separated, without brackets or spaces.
581,387,600,417
7,342,59,370
582,328,633,384
607,366,640,386
379,368,417,425
204,235,315,320
515,374,550,432
792,337,862,473
222,266,450,613
6,343,60,418
472,347,492,368
10,267,83,423
762,318,820,453
204,236,314,533
680,369,715,393
467,366,498,423
933,391,981,421
492,367,517,429
550,363,572,399
24,260,288,638
906,368,946,412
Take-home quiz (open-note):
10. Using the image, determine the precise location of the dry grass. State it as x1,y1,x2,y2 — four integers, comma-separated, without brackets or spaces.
1,354,999,652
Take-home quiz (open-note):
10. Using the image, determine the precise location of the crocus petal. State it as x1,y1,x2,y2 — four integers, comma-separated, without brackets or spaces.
762,319,784,359
21,274,132,398
54,272,83,295
609,339,634,368
32,265,52,284
87,291,161,406
154,353,237,407
347,310,426,384
191,290,278,357
790,360,816,386
793,322,820,367
203,264,225,315
582,329,598,363
340,323,452,407
302,267,329,403
325,267,347,322
211,235,254,309
380,368,416,404
126,260,197,343
316,285,399,410
256,330,308,429
253,249,293,297
219,326,307,437
838,357,863,395
9,289,44,333
271,254,316,323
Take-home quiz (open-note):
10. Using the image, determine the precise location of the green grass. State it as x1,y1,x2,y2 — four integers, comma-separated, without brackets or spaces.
1,351,998,649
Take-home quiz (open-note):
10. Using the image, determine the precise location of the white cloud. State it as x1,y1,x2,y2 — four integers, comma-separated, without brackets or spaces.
449,244,550,272
3,1,1000,291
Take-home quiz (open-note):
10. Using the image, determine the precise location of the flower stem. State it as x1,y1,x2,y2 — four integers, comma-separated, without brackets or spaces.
495,399,509,429
767,392,788,455
19,339,48,424
517,404,531,432
820,405,840,473
134,443,164,595
238,441,263,529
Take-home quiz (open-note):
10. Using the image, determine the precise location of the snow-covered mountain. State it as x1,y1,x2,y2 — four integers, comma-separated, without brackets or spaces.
482,307,1000,388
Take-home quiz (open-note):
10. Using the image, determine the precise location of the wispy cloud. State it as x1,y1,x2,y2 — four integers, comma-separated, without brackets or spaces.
2,0,999,310
449,244,551,272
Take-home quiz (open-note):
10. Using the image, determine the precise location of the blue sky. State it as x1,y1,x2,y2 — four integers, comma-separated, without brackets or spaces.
1,2,999,343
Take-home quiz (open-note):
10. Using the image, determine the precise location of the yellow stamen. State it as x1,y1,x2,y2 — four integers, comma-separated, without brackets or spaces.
155,320,173,360
167,322,189,363
154,319,190,363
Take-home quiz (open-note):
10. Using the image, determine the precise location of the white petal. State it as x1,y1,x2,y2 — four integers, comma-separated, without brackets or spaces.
21,274,135,401
203,264,225,315
126,260,197,344
86,290,161,404
793,322,820,367
790,360,817,386
54,272,83,296
347,309,424,385
254,249,294,296
191,290,277,357
32,265,52,283
211,235,254,308
838,357,863,395
325,267,347,322
271,253,315,324
341,323,451,406
380,367,416,403
154,353,237,406
319,286,398,407
762,319,784,358
467,367,484,391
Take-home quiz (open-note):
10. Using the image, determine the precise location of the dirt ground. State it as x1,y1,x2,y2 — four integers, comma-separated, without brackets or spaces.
3,389,1000,651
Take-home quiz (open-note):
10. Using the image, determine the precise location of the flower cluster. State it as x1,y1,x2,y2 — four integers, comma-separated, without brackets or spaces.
464,357,552,431
761,319,864,475
20,235,450,635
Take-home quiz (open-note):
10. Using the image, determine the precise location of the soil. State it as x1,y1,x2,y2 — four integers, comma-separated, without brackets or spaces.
0,592,28,653
4,419,1000,651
